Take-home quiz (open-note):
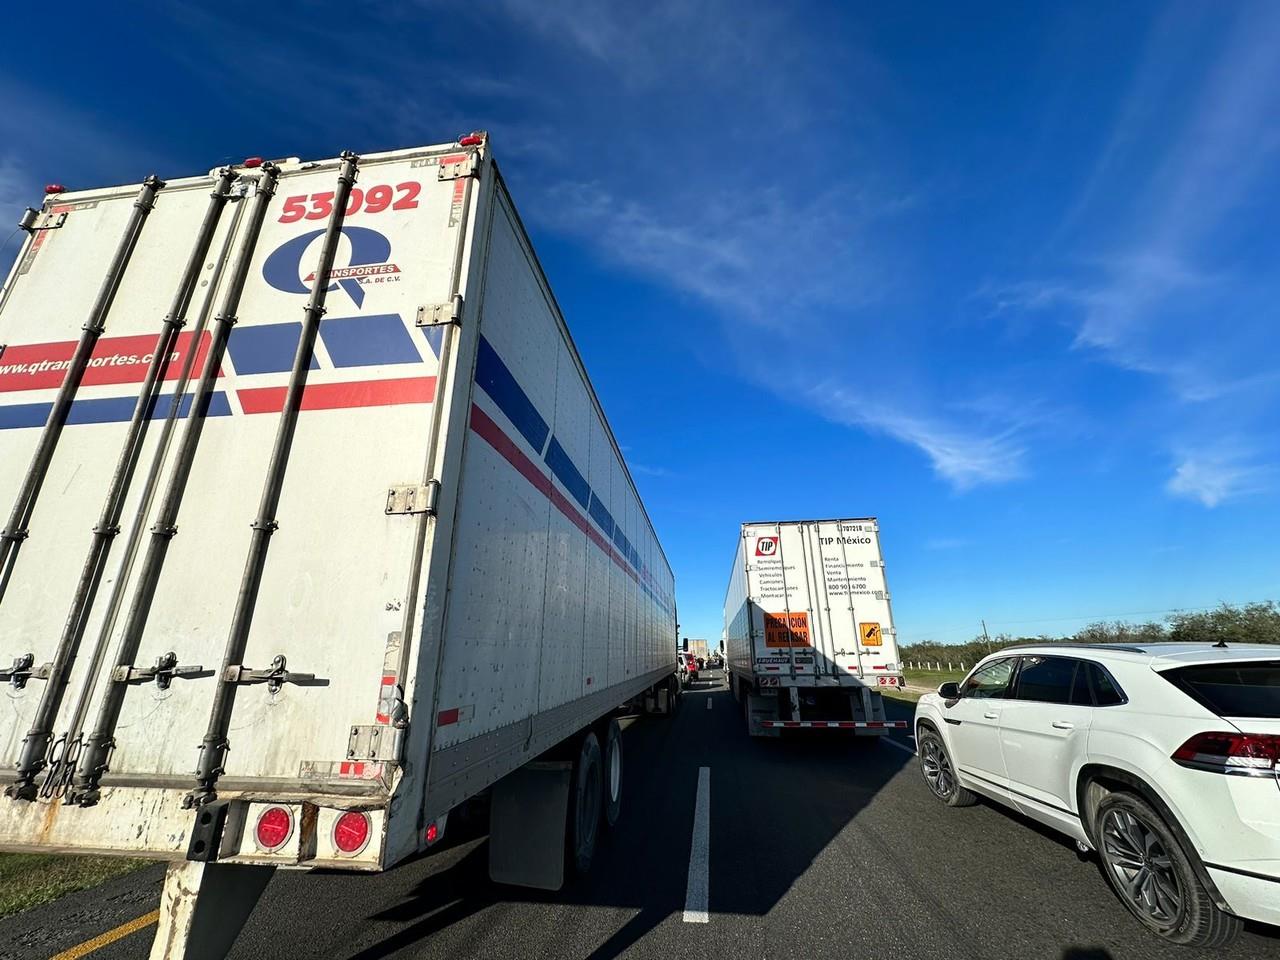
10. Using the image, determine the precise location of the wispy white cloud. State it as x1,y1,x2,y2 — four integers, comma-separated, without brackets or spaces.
806,382,1028,489
1166,447,1272,508
991,4,1280,406
925,537,969,551
630,463,673,478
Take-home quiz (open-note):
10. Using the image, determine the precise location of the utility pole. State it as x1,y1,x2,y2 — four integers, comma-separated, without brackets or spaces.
982,619,992,653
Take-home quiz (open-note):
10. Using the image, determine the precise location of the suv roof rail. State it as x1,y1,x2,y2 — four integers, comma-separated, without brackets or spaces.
994,642,1151,655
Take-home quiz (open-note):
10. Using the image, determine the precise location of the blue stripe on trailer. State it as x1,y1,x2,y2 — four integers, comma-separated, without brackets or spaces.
471,337,674,612
0,391,233,431
474,336,550,453
227,322,319,375
545,436,591,510
324,314,421,368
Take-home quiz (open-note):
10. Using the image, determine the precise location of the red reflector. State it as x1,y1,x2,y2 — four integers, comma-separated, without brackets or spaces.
1173,732,1280,771
425,822,439,844
242,156,264,168
254,806,293,850
45,184,65,195
458,133,485,147
333,810,371,854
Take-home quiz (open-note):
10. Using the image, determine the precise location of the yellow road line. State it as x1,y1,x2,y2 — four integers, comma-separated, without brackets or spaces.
49,909,159,960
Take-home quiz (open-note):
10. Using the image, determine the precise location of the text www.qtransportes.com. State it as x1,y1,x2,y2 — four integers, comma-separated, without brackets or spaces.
0,351,179,376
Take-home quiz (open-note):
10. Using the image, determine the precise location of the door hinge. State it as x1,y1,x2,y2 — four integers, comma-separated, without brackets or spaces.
385,479,439,516
438,154,479,181
346,724,398,761
415,294,463,328
19,208,67,234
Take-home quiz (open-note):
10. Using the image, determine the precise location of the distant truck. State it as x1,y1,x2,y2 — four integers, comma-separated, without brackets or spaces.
724,519,906,736
0,136,679,958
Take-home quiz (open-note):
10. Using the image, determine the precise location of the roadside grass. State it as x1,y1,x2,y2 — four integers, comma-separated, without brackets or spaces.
0,853,152,918
904,666,968,686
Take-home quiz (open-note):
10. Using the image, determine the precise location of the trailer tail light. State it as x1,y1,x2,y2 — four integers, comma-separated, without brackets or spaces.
333,811,371,855
1172,732,1280,776
425,812,448,847
254,806,294,851
45,184,65,195
242,156,264,169
458,132,485,147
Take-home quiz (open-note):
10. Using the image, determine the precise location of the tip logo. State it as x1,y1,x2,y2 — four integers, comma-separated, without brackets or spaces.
263,226,399,308
755,536,778,557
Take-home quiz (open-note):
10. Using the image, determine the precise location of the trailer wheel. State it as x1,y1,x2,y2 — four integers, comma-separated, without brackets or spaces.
567,731,603,876
601,719,623,828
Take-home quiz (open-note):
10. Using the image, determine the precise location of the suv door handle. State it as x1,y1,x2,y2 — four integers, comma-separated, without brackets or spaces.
983,712,998,720
1051,720,1074,730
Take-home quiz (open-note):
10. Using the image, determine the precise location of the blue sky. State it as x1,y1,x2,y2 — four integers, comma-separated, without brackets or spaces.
1,1,1277,646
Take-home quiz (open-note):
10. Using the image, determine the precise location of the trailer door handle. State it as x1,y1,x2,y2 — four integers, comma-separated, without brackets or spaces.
1051,720,1074,730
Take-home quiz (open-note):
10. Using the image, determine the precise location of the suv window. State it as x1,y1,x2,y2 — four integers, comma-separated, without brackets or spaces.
1161,661,1280,719
1013,656,1077,704
960,658,1016,700
1087,662,1126,706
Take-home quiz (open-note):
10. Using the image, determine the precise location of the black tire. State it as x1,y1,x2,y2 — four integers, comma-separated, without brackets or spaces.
601,719,623,828
916,727,977,807
1094,792,1241,947
664,675,680,717
567,731,603,876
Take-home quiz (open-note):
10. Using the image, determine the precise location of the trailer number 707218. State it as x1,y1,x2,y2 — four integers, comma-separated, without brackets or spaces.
278,183,421,223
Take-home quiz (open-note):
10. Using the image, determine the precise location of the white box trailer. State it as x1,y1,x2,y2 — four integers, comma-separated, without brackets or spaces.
724,519,907,736
0,136,679,957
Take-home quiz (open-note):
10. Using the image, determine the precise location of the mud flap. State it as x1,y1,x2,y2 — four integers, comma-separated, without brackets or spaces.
149,861,275,960
745,691,780,737
488,760,571,890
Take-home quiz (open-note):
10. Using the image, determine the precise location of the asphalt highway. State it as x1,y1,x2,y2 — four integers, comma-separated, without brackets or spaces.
5,673,1279,960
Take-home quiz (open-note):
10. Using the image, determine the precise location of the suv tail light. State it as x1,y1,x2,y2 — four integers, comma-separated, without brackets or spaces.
1172,732,1280,776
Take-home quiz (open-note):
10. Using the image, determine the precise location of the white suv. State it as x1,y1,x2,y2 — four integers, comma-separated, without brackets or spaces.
914,643,1279,947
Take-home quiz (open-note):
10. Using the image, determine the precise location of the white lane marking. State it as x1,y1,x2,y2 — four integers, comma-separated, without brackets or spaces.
683,766,711,923
706,698,712,710
883,737,916,756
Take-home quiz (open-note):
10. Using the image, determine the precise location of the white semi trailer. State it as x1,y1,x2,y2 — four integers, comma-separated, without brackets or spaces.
0,135,679,957
724,519,907,736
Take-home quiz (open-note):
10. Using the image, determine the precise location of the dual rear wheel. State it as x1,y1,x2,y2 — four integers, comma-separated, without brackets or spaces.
566,718,624,877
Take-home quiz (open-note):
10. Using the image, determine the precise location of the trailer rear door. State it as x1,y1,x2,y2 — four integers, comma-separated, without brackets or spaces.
0,147,471,791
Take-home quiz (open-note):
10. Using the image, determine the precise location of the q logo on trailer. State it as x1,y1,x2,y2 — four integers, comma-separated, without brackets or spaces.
263,226,400,309
755,536,778,557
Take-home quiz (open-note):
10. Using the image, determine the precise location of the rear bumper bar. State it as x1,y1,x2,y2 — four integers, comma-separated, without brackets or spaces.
760,720,908,729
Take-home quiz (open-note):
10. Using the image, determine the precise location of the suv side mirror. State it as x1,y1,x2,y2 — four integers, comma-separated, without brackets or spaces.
938,681,961,700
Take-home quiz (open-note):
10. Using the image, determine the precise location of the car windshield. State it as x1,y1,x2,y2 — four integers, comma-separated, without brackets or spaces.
1160,660,1280,719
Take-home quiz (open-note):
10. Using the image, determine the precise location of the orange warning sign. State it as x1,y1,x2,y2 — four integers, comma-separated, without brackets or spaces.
764,612,811,648
860,622,882,647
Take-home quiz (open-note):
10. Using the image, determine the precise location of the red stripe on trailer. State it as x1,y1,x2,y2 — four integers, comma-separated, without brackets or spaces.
437,708,460,727
764,666,780,671
468,403,659,598
375,674,398,724
872,665,886,669
238,376,436,414
0,330,215,394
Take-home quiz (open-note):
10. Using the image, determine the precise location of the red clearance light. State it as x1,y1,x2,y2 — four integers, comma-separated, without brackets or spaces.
242,157,264,169
458,132,485,147
1173,732,1280,773
45,184,66,195
425,822,439,844
333,810,371,854
254,805,293,850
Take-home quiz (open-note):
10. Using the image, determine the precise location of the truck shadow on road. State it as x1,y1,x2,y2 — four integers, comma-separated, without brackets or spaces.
304,679,916,960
